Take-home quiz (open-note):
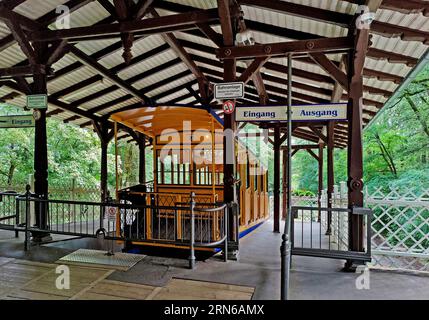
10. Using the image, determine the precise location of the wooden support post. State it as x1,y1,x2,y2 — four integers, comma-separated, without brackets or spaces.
33,73,49,236
346,21,371,263
223,58,237,242
273,125,281,232
138,133,146,185
282,147,288,220
100,130,109,202
347,76,365,253
326,122,335,235
318,142,324,222
93,120,114,202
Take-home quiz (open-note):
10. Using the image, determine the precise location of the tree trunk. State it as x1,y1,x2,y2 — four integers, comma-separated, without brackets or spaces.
406,95,429,138
374,133,397,177
7,164,15,186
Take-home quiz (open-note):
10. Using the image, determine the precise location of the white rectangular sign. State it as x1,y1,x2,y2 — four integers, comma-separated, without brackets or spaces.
214,82,244,100
0,115,35,128
235,103,347,122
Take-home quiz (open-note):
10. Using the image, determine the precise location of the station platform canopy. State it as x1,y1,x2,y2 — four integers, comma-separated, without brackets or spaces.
0,0,427,147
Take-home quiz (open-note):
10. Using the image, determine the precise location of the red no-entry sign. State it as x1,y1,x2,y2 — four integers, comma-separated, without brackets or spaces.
223,100,235,114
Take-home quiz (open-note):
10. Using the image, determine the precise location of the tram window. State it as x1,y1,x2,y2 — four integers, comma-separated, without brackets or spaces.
156,150,190,185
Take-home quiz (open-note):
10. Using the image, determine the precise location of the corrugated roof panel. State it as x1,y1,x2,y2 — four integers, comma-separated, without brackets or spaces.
176,32,217,48
78,88,130,110
14,0,68,20
75,38,121,57
98,97,142,116
147,74,196,97
179,96,197,105
133,63,189,90
48,66,99,94
0,21,10,39
376,9,429,32
365,58,411,79
242,6,347,39
364,78,397,93
47,1,110,29
118,49,178,81
371,34,426,59
51,53,77,71
0,42,27,68
60,81,114,104
157,88,190,103
98,34,166,69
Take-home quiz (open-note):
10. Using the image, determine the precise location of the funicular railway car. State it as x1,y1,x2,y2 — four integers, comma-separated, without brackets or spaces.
110,106,269,252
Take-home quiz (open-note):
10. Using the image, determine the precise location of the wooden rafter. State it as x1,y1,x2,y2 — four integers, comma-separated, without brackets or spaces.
148,8,208,92
309,53,348,91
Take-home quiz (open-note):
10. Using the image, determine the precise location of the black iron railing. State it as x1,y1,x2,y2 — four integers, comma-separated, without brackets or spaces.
2,188,228,269
290,206,372,261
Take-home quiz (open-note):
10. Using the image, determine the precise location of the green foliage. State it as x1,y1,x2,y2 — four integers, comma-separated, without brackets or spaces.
292,189,315,197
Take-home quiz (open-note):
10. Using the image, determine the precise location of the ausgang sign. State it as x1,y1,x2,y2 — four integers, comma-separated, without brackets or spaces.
214,82,245,100
235,103,348,122
0,115,35,128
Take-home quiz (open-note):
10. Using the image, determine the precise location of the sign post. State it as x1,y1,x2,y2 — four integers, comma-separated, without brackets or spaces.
0,115,35,128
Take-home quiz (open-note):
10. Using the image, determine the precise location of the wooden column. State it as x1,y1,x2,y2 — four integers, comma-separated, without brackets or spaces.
273,125,281,232
326,122,335,235
33,73,49,233
347,25,370,258
347,76,365,253
137,133,146,185
282,148,288,220
93,121,114,202
318,142,324,222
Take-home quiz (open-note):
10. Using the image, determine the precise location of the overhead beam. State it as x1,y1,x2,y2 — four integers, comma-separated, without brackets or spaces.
0,65,53,78
217,37,354,59
30,9,221,42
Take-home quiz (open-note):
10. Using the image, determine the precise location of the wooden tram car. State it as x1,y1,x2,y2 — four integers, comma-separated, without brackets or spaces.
111,106,269,251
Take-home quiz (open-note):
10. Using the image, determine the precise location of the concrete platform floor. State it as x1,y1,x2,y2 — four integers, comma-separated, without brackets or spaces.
1,220,429,300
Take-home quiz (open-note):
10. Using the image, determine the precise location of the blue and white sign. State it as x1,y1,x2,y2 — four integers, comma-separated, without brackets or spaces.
235,103,347,122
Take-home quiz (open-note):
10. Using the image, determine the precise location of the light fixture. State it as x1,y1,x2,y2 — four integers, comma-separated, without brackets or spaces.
235,30,255,46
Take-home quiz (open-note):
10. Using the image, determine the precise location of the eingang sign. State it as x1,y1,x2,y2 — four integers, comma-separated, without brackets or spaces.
235,103,348,122
0,115,35,128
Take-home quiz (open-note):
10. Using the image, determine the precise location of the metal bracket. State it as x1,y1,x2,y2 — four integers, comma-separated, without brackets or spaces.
352,207,372,216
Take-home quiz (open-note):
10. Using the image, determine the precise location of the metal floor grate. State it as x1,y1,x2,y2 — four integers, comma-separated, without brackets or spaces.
57,249,145,270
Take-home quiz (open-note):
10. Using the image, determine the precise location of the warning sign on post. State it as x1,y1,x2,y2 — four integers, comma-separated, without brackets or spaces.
214,82,244,100
223,100,235,114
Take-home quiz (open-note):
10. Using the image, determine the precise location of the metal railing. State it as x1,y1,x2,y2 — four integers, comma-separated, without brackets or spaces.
291,206,372,262
0,191,20,236
1,187,228,269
